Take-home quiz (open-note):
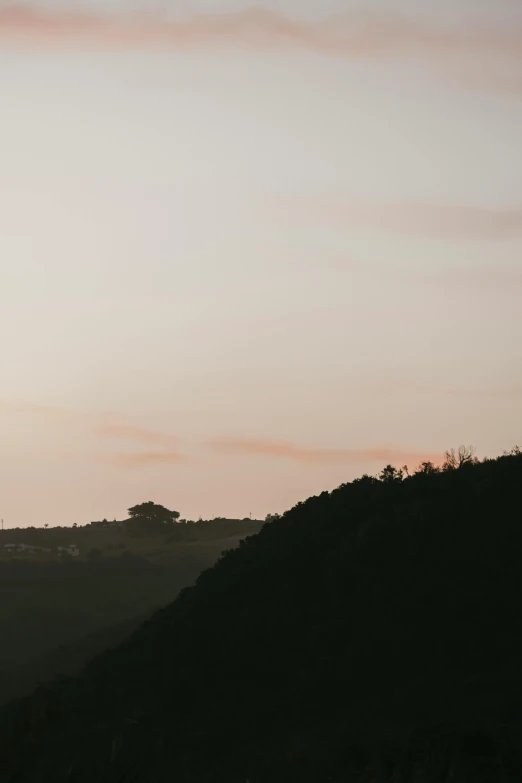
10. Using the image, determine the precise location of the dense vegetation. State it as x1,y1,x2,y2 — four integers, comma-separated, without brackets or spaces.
0,610,152,709
0,515,262,708
0,513,261,555
1,448,522,781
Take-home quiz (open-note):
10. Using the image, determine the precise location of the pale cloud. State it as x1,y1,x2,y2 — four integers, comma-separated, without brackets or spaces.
95,423,180,448
1,6,519,100
1,5,520,71
108,451,186,466
210,437,441,468
276,197,522,241
438,58,522,97
0,399,182,450
0,399,105,426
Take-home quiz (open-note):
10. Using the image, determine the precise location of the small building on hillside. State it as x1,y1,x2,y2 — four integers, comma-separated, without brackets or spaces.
89,519,125,530
57,545,80,557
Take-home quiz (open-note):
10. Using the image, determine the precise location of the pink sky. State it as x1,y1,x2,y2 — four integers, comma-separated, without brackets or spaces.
0,0,521,527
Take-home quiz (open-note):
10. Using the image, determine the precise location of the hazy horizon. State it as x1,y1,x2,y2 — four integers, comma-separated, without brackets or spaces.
1,0,521,527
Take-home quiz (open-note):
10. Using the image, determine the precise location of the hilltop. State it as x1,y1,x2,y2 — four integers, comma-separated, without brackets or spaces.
1,448,522,781
0,514,263,564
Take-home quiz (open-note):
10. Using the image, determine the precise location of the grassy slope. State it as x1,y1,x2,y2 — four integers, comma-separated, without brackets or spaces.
1,454,522,781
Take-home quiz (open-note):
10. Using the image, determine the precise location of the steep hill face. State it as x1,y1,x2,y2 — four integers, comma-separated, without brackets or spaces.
1,451,522,782
0,609,155,710
0,528,262,705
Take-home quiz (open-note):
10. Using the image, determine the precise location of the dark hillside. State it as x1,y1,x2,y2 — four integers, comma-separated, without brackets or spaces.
0,609,153,709
1,449,522,782
0,521,262,702
0,551,219,677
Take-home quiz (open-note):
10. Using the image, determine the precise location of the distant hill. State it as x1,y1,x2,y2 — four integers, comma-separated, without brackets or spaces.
1,450,522,782
0,517,263,559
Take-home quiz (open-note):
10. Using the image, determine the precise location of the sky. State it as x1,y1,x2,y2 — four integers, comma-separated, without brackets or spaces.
0,0,521,527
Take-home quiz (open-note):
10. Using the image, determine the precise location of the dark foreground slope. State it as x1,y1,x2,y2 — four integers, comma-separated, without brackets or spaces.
0,610,154,710
1,450,522,782
0,526,262,708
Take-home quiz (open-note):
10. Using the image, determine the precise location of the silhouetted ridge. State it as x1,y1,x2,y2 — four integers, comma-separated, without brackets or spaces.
1,448,522,782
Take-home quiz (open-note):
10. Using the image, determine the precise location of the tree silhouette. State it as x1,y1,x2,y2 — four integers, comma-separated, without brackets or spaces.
443,445,476,470
126,502,180,536
379,464,404,483
415,461,440,475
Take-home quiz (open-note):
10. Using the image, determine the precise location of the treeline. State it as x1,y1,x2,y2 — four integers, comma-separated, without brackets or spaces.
163,517,263,542
0,516,263,552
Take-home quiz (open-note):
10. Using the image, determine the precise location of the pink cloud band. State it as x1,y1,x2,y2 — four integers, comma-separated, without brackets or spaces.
211,437,441,468
1,5,520,67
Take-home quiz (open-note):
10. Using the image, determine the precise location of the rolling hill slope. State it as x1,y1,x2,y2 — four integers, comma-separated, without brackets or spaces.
0,525,262,713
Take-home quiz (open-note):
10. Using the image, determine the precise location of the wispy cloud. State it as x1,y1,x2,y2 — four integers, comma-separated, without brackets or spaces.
0,399,185,462
440,59,522,97
276,197,522,241
211,437,440,468
95,423,180,448
1,5,520,71
109,451,185,466
0,399,105,426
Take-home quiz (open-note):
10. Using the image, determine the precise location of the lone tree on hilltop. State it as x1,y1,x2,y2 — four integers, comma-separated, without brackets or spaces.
127,502,180,536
